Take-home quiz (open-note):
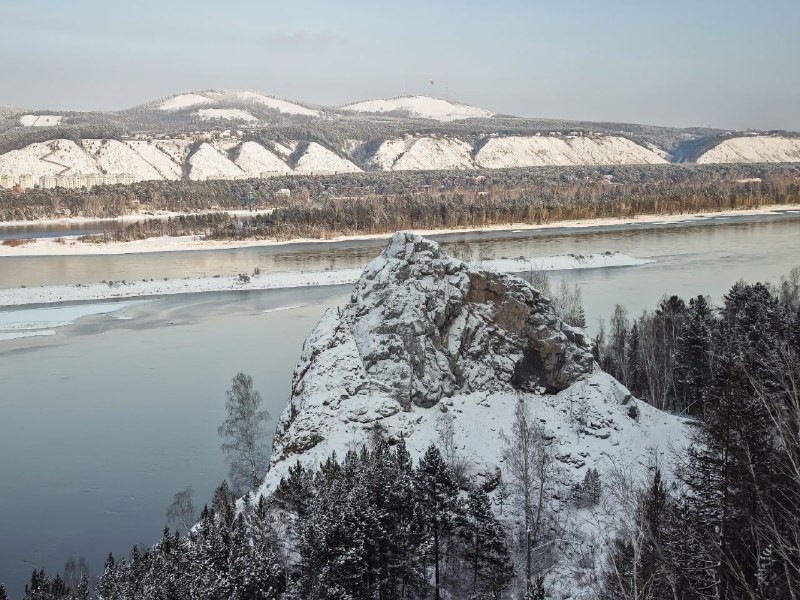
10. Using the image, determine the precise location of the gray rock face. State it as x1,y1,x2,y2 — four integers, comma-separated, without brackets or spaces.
340,231,594,408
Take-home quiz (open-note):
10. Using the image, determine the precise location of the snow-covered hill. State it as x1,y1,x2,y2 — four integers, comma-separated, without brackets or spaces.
256,232,690,592
342,95,494,121
475,133,669,167
696,135,800,163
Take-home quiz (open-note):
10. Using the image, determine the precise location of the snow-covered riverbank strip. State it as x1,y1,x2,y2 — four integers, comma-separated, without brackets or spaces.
1,204,798,257
0,252,653,308
0,208,275,230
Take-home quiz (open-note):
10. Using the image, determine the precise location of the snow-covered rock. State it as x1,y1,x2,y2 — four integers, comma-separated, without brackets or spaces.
696,135,800,163
342,95,493,122
262,232,686,482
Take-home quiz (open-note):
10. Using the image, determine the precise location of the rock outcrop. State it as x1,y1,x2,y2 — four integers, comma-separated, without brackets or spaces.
271,232,597,461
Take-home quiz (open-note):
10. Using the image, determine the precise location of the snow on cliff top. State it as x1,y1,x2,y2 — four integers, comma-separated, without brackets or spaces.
341,95,494,122
697,135,800,164
159,93,214,111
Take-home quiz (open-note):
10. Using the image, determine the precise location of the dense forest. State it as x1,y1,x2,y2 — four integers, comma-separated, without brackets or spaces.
4,269,799,599
4,164,796,244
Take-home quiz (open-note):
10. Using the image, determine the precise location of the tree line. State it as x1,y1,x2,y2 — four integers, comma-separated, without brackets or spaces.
592,269,800,599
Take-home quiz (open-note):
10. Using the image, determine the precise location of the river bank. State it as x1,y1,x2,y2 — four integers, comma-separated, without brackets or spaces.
1,204,798,257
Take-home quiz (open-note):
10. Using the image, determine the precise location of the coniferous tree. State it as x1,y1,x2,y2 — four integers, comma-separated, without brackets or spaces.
459,487,513,598
415,444,461,600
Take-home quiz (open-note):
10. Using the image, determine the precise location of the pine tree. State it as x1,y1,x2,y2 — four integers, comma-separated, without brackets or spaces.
0,583,7,600
459,487,513,598
96,554,117,600
415,444,461,600
675,294,713,416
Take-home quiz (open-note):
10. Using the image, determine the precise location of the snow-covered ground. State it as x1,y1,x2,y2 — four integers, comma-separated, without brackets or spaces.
196,108,259,123
19,115,63,127
342,95,494,121
159,93,213,111
697,135,800,163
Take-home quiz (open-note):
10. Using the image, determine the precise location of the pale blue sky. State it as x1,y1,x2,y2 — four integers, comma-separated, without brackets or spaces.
1,0,798,129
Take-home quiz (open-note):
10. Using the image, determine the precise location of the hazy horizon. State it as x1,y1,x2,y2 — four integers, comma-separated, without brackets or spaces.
2,0,799,130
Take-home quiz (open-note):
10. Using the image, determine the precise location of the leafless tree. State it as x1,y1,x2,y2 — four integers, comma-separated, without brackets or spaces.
218,372,270,495
500,398,555,594
166,487,195,533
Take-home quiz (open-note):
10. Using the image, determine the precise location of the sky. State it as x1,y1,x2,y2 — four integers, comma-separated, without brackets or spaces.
1,0,799,130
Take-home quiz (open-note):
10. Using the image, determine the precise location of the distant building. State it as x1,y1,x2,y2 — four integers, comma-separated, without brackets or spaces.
18,174,34,190
0,174,15,189
276,188,291,198
40,175,58,189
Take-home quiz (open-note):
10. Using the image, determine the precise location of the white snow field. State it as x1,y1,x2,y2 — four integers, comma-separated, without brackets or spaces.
475,134,669,167
342,95,494,121
697,135,800,163
19,115,63,127
158,93,214,111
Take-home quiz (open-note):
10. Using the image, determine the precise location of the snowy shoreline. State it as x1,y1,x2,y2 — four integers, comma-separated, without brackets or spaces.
1,204,798,257
0,252,653,309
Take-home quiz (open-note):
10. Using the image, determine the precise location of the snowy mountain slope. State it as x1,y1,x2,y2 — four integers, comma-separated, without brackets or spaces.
234,141,292,177
696,135,800,163
364,136,476,171
475,134,669,167
0,139,100,177
229,91,321,117
82,139,167,182
188,142,246,180
159,93,214,111
293,142,362,174
256,231,690,593
341,95,494,121
125,141,184,180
